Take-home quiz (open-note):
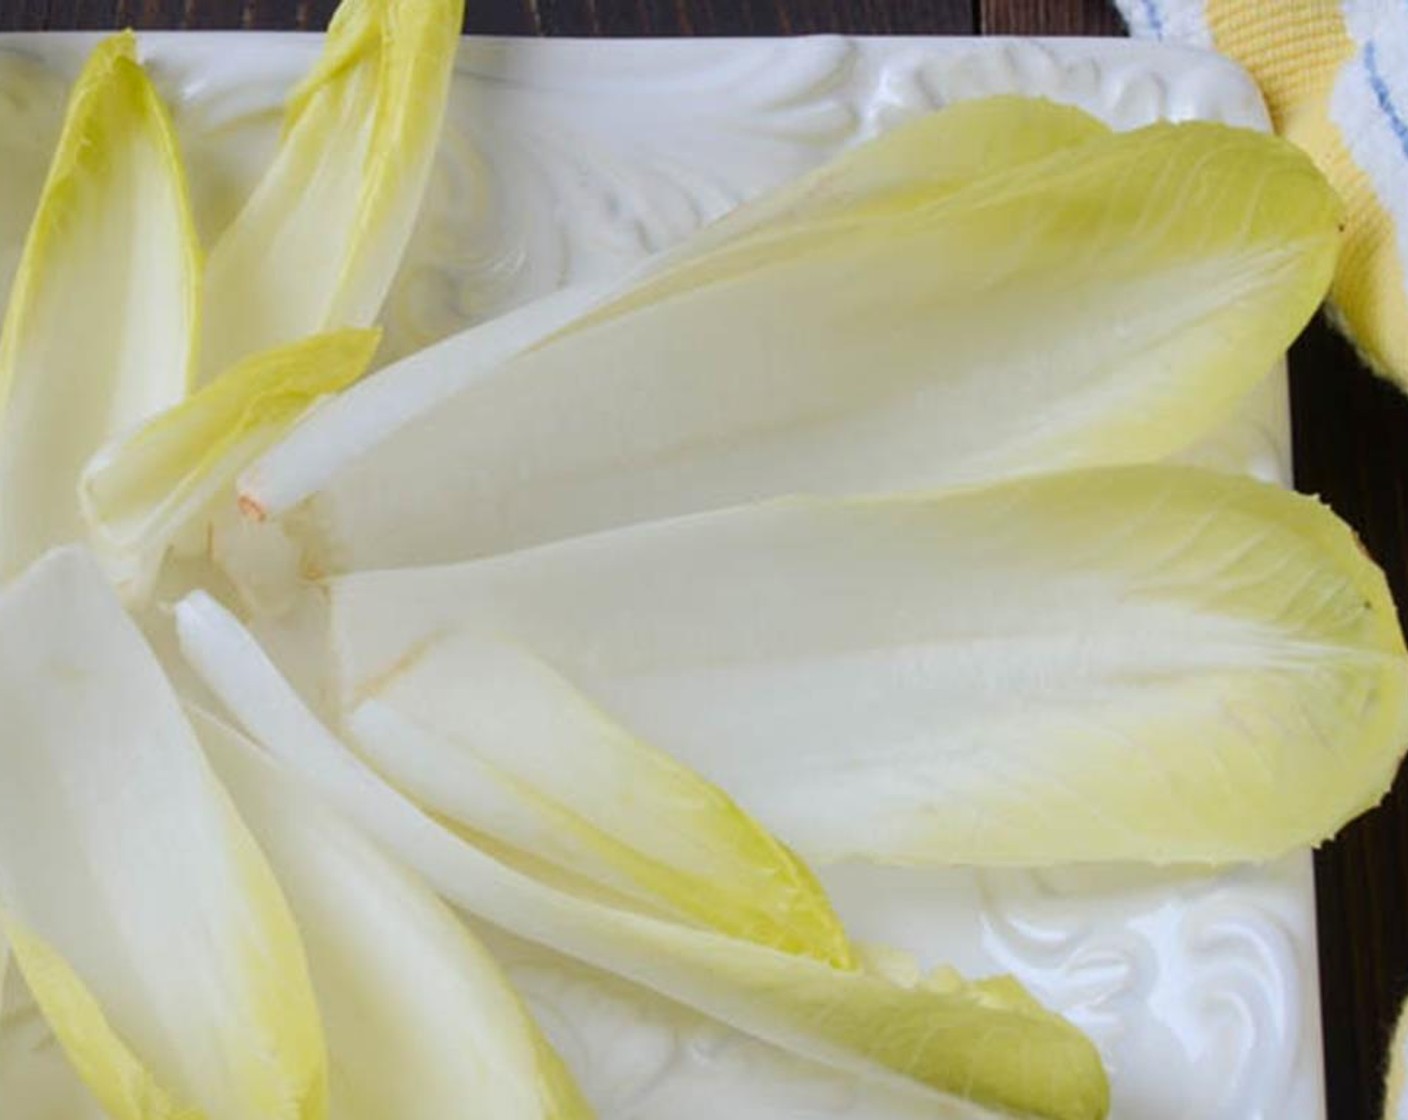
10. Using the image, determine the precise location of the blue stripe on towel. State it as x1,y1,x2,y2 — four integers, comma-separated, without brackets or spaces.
1366,40,1408,160
1139,0,1165,38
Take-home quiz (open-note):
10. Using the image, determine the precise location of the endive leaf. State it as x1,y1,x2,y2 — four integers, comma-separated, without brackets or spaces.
328,465,1408,866
201,0,463,375
0,53,67,314
189,706,593,1120
476,929,999,1120
0,34,200,581
0,547,326,1120
343,631,852,966
176,591,1110,1120
79,328,380,599
243,119,1338,572
239,96,1109,528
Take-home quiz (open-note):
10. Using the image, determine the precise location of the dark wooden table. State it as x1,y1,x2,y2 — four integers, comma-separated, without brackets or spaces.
3,1,1402,1117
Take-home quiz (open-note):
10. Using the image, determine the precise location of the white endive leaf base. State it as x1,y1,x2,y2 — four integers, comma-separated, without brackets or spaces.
0,547,325,1120
191,708,591,1120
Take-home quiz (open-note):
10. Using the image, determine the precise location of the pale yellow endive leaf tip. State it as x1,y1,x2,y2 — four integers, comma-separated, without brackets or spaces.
0,918,199,1120
202,0,463,375
347,632,854,966
4,875,329,1120
311,0,465,330
0,31,201,408
0,32,201,580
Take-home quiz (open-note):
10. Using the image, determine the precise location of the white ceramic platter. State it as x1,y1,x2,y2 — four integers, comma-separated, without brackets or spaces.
0,31,1321,1120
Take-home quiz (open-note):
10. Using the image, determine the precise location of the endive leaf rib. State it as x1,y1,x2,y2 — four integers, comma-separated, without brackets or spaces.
202,0,464,375
0,33,200,580
0,547,327,1120
327,466,1408,867
190,707,594,1120
241,116,1338,573
176,591,1110,1120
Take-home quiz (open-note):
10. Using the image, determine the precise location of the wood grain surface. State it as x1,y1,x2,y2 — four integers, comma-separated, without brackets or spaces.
0,0,1127,34
0,2,1400,1117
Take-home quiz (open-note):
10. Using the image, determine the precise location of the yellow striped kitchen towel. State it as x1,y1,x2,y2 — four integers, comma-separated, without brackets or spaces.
1115,0,1408,388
